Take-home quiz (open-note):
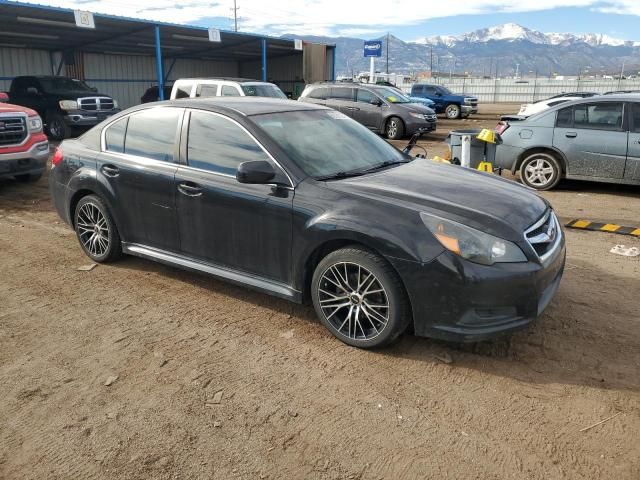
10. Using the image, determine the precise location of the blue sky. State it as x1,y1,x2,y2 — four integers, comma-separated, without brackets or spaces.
27,1,640,42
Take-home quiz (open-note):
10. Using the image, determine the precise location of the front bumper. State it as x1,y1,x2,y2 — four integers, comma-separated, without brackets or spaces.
63,109,120,128
405,118,437,135
390,237,566,342
0,140,49,178
462,104,478,116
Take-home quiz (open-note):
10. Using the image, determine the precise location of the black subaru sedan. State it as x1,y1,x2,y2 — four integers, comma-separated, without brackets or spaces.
49,98,565,349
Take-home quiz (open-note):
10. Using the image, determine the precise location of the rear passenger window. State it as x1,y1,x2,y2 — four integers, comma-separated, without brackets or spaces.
631,103,640,133
187,111,270,175
330,87,353,100
196,84,218,97
124,108,181,162
174,84,193,99
574,103,623,130
556,107,573,128
104,117,128,153
221,85,240,97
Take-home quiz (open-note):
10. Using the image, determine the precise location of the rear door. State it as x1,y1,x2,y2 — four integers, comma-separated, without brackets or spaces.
352,88,383,130
552,102,627,179
302,86,328,106
97,107,183,251
625,102,640,182
326,87,355,115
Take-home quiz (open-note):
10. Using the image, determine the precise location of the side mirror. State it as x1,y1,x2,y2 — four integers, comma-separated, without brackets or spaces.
26,87,39,96
370,98,383,106
435,92,442,97
0,92,8,102
236,160,276,184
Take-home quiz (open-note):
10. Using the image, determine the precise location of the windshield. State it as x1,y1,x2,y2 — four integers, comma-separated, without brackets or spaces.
38,77,94,93
241,84,287,98
253,109,408,178
371,86,411,103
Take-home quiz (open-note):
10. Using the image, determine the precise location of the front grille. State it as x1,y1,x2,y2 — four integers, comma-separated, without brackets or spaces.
425,114,437,121
78,97,115,112
525,210,561,260
0,116,27,146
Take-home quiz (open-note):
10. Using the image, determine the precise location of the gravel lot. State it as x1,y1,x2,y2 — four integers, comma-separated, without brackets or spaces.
1,105,639,480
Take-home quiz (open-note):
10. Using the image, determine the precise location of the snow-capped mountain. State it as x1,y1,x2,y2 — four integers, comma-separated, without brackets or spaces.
419,23,637,48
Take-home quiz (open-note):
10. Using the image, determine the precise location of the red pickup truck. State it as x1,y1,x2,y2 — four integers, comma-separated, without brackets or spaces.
0,92,49,182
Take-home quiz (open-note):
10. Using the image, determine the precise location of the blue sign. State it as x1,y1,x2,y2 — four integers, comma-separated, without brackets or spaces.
363,40,382,58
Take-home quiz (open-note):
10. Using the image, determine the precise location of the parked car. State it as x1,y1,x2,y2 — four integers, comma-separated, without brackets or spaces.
516,96,582,117
410,84,478,119
299,82,437,139
0,101,48,182
6,76,120,140
49,98,565,349
495,95,640,190
170,78,286,100
382,85,436,108
141,85,173,103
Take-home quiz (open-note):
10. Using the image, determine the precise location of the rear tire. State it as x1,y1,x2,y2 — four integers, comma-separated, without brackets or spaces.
311,247,411,349
15,173,43,183
519,152,562,190
385,116,405,140
74,195,122,263
445,104,461,119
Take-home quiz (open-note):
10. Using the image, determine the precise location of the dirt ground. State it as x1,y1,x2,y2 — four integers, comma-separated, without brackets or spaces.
1,105,639,480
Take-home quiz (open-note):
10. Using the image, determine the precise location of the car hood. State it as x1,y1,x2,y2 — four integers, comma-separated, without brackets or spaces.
394,103,435,115
54,91,113,100
326,159,548,241
0,102,38,116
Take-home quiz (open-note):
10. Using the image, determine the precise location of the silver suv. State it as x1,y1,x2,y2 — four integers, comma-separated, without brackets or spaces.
298,82,437,140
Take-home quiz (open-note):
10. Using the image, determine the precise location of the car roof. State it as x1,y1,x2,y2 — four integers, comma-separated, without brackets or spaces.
174,77,261,84
154,97,329,116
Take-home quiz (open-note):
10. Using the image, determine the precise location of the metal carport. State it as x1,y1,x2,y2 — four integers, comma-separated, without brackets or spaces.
0,0,336,107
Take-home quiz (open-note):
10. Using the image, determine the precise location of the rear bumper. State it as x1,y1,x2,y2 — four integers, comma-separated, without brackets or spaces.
0,140,49,178
389,237,566,342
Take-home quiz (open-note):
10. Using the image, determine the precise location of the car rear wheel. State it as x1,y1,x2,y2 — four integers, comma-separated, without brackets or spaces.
519,152,562,190
445,104,461,119
385,117,405,140
74,195,122,263
311,247,410,349
47,113,70,141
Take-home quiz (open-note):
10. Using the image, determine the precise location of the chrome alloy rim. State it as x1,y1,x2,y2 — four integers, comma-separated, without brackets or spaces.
76,203,110,257
318,262,389,340
387,120,398,138
524,158,555,187
446,105,459,118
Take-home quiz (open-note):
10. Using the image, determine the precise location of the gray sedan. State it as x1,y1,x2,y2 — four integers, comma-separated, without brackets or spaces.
495,95,640,190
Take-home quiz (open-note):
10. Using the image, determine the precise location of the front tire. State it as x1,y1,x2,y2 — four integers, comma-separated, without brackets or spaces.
311,247,411,349
519,152,562,190
74,195,122,263
445,104,461,119
46,113,70,141
385,116,405,140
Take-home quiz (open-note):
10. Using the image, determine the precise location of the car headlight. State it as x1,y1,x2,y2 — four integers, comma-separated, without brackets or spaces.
420,213,527,265
409,112,426,119
464,97,474,104
59,100,78,110
27,116,43,133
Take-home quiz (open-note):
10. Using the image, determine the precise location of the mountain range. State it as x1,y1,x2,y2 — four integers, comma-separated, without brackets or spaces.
286,23,640,78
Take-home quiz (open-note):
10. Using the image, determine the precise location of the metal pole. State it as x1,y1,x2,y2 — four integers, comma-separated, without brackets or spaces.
618,61,625,89
233,0,238,32
386,33,389,75
154,26,164,100
430,46,433,76
369,56,375,84
261,38,267,81
331,46,336,81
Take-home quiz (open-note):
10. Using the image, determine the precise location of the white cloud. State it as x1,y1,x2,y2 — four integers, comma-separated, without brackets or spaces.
16,1,639,36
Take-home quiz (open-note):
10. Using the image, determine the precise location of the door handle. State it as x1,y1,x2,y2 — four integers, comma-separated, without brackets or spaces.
565,132,577,138
101,164,120,177
177,182,203,197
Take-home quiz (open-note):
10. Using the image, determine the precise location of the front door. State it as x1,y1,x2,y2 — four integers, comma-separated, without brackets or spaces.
174,110,293,283
553,102,627,179
353,88,383,131
97,107,183,251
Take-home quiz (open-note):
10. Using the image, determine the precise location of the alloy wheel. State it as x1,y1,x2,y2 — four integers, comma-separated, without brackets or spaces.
387,120,398,138
317,262,390,340
446,105,460,119
524,158,555,187
76,202,110,257
49,119,63,138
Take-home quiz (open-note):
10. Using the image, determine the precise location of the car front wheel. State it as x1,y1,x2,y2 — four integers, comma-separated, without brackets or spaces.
519,152,562,190
385,117,405,140
311,247,410,348
445,104,461,119
74,195,122,263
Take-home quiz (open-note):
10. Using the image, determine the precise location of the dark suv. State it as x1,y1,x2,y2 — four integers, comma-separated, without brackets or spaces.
299,82,436,139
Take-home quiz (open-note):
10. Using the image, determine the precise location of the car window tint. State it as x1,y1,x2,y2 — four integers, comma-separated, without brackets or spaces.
556,107,573,128
175,84,193,99
187,111,270,175
124,108,180,162
104,117,128,153
308,87,328,100
631,103,640,133
196,84,218,97
574,103,623,130
425,86,437,95
413,85,424,94
330,87,353,100
221,85,240,97
356,89,376,103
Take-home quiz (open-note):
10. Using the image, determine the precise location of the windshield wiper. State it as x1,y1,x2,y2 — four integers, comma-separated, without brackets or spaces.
360,159,412,173
314,170,367,181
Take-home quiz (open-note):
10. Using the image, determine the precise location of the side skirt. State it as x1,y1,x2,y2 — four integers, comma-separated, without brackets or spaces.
564,174,640,186
122,243,302,303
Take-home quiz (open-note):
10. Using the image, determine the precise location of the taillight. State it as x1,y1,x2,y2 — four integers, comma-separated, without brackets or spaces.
495,121,509,135
51,147,63,167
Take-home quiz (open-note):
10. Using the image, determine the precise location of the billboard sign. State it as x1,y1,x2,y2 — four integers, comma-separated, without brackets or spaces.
363,40,382,57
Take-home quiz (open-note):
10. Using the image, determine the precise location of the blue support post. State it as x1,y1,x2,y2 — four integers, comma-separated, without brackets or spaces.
154,26,165,100
331,46,336,81
261,38,267,82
